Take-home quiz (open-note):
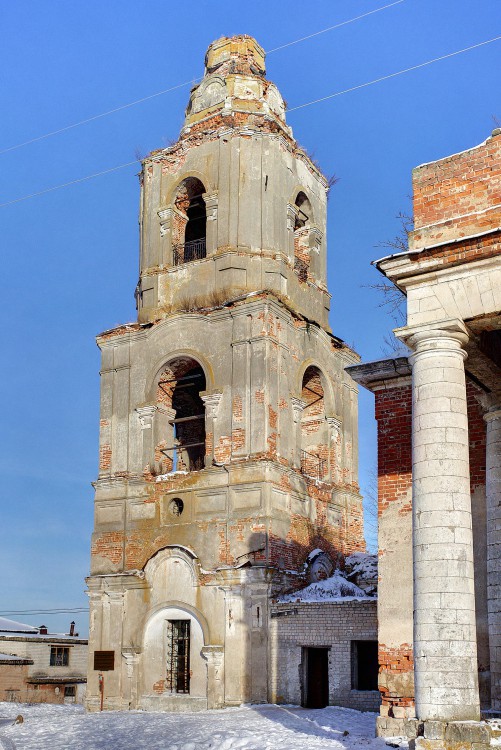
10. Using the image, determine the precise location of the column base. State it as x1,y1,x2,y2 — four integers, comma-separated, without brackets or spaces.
415,722,491,750
376,716,420,739
377,719,492,748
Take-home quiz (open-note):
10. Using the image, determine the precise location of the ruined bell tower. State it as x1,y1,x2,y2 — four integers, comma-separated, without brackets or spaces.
86,35,364,712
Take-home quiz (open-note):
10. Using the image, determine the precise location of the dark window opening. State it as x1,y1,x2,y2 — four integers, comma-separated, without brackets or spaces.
166,620,190,694
293,191,312,282
50,646,69,667
64,685,76,697
173,177,207,265
302,647,329,708
351,640,378,690
300,366,327,480
157,359,206,473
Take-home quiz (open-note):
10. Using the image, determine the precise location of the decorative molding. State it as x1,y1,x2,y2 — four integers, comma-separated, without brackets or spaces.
286,203,299,232
157,206,173,237
204,192,218,221
291,397,306,423
326,415,343,436
135,405,157,429
309,226,323,252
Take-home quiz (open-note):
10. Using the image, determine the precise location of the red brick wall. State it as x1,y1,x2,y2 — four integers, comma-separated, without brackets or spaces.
375,383,413,518
413,131,501,230
411,130,501,248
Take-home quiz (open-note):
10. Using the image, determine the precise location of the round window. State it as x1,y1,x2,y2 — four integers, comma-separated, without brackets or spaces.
168,498,184,517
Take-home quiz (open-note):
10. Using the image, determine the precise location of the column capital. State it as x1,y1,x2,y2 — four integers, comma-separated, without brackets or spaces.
326,415,342,434
485,409,501,424
291,397,306,423
201,391,223,418
395,319,469,358
135,405,157,429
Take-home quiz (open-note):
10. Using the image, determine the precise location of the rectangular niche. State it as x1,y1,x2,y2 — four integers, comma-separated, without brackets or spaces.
129,501,156,521
231,487,262,510
95,502,124,526
194,490,227,515
271,489,289,511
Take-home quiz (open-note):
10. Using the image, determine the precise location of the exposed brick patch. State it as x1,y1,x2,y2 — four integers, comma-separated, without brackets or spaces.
92,532,123,565
255,390,265,403
378,643,414,711
268,405,278,430
99,444,112,471
232,395,243,421
232,428,245,451
152,679,166,694
215,435,232,463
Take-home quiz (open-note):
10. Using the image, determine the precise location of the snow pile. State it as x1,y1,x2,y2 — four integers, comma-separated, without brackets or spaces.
0,701,389,750
278,569,367,603
344,553,378,596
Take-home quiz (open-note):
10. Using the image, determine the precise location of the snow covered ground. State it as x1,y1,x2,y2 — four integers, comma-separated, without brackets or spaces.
0,701,391,750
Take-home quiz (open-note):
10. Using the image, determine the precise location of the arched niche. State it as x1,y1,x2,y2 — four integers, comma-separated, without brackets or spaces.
144,545,199,603
141,604,207,700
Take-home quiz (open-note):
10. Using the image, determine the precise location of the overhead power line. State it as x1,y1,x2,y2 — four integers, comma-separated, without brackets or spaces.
0,80,199,156
287,33,501,111
0,0,404,156
0,160,139,207
1,33,500,210
0,608,88,616
266,0,404,53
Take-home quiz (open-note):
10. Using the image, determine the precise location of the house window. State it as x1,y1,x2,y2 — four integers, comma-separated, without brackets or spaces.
351,640,378,690
64,685,76,697
166,620,190,694
50,646,69,667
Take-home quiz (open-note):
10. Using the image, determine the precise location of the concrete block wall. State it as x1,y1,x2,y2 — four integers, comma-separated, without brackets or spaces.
269,600,380,712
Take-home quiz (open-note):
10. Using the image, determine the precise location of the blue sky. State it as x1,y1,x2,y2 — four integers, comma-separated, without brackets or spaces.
1,0,500,636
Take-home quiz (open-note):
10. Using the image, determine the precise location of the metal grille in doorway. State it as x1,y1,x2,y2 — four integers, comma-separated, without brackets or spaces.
166,620,190,693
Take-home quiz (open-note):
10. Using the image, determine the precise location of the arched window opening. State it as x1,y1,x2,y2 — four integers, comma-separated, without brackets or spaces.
156,358,206,473
172,178,207,266
300,366,328,480
293,191,312,283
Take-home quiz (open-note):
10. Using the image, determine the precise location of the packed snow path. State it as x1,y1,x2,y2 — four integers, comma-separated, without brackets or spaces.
0,702,390,750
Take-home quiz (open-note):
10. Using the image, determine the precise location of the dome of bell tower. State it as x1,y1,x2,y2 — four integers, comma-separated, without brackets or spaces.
205,35,266,77
184,34,286,127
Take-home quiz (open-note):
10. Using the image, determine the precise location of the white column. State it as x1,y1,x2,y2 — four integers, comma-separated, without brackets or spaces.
484,400,501,709
406,323,480,722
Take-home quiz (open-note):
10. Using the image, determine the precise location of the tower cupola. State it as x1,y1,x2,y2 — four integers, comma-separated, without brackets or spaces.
184,35,286,130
